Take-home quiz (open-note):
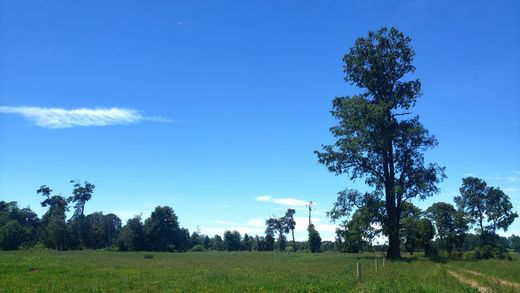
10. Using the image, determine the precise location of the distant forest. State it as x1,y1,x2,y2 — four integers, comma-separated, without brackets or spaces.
0,180,324,253
1,177,519,258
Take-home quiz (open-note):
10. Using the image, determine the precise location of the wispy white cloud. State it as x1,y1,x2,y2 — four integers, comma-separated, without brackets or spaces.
272,197,308,207
256,195,272,201
256,195,310,207
211,220,239,226
0,106,173,128
246,218,265,227
463,172,519,183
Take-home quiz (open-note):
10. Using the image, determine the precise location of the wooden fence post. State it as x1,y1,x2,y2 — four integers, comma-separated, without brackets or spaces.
356,260,361,280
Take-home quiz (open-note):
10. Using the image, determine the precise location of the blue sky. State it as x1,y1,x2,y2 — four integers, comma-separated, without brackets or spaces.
0,0,519,241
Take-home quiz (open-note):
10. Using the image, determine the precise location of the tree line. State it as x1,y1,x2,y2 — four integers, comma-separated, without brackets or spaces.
0,181,323,252
0,177,518,256
331,176,519,258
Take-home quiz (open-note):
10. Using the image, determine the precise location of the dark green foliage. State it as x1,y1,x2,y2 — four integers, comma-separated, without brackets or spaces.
401,211,421,255
41,195,68,250
426,202,468,255
36,185,52,207
265,216,288,251
243,233,252,251
144,206,180,251
117,216,145,251
464,245,510,260
0,201,40,249
190,231,203,247
316,27,445,259
0,220,23,250
223,230,242,251
103,213,122,248
333,192,383,253
254,234,275,251
189,244,204,252
308,224,322,253
399,204,435,256
417,218,435,257
80,212,122,249
203,235,211,250
510,235,520,253
210,235,224,251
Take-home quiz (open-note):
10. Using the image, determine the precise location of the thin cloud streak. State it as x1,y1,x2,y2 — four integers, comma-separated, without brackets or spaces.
256,195,310,207
0,106,173,128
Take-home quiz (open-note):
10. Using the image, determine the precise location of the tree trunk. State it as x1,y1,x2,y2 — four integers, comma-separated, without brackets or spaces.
291,229,296,252
386,206,401,259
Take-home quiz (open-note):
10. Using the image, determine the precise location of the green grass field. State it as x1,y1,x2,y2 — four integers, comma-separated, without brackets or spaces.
1,250,519,292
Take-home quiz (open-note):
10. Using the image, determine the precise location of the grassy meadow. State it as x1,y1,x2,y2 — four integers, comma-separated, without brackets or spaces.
2,250,519,292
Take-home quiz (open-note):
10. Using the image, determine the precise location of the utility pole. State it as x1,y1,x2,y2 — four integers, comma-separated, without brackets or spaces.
306,201,315,226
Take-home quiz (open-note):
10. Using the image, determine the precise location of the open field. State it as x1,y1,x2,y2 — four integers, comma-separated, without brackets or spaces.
1,251,519,292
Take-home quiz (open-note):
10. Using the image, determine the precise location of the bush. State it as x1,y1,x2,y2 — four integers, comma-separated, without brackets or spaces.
0,220,23,250
463,250,477,260
464,245,511,260
189,244,204,252
307,224,322,253
491,246,508,259
480,245,493,259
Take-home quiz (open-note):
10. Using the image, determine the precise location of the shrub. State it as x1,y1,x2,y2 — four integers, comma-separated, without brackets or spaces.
463,245,511,260
189,244,204,252
480,245,493,259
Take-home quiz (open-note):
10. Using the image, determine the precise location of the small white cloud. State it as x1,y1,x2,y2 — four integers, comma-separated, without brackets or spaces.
256,195,311,207
256,195,272,201
246,218,265,227
272,197,308,207
0,105,173,128
211,220,239,226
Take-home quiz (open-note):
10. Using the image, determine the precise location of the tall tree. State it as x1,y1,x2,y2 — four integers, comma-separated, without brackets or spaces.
243,233,252,251
69,180,95,217
308,224,322,253
455,177,488,234
41,196,69,250
37,185,53,207
210,235,224,251
400,203,422,255
315,27,445,259
427,202,467,255
417,218,435,257
117,215,145,251
455,177,518,245
284,209,297,252
144,206,180,251
103,213,122,248
223,230,242,251
485,187,517,233
265,217,288,251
